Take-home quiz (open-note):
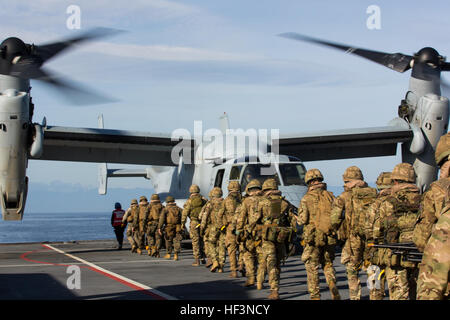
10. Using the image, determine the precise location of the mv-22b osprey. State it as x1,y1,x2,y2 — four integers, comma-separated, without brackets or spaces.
0,29,447,220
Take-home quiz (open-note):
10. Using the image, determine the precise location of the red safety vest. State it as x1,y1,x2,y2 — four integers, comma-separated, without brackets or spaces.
112,209,125,227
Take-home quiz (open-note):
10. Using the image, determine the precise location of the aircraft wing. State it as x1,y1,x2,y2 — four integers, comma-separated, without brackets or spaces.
276,125,413,162
31,125,194,166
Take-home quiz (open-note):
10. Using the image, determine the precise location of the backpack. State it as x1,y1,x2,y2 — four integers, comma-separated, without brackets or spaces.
351,187,378,237
315,189,335,234
384,191,421,244
166,205,180,225
190,195,205,220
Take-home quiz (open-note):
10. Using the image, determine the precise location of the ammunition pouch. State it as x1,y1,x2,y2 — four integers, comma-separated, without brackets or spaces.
261,224,293,243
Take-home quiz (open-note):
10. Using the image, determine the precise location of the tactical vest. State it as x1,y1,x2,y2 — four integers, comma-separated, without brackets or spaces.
166,205,181,225
189,194,204,221
351,187,377,237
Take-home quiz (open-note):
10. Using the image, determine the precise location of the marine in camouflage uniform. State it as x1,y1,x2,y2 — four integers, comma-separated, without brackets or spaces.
364,172,392,300
122,198,139,253
414,132,450,252
218,181,242,278
199,190,214,268
181,184,208,266
147,194,164,257
297,169,341,300
257,178,297,300
330,166,376,300
135,196,150,255
416,133,450,300
373,163,421,300
158,196,183,261
236,179,264,288
201,187,226,272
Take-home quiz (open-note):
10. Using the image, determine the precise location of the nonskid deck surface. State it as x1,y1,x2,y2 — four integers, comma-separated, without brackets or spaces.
0,240,373,300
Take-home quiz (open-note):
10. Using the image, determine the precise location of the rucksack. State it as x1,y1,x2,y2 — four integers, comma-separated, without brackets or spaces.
351,187,378,237
384,191,421,244
315,189,335,235
166,205,180,225
190,195,205,220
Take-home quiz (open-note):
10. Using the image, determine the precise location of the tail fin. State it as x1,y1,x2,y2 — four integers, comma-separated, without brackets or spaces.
219,112,230,134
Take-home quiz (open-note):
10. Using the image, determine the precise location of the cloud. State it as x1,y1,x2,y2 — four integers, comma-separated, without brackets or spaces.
83,41,261,62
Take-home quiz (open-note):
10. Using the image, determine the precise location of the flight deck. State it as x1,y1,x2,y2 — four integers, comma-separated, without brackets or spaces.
0,239,374,300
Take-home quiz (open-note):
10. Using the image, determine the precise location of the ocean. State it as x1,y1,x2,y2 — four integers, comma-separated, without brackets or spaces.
0,212,115,243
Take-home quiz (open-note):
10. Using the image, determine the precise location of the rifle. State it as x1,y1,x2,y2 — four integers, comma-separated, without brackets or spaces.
367,242,423,263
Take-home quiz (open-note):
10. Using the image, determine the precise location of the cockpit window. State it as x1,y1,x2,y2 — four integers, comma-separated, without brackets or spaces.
241,164,280,192
229,165,242,180
279,164,306,186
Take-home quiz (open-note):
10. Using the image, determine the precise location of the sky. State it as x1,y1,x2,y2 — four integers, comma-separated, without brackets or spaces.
1,0,450,202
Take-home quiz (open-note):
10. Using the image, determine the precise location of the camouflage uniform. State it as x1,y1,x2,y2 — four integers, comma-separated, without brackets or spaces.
181,184,207,266
297,169,340,300
158,196,183,261
219,181,242,278
135,196,150,254
364,172,392,300
147,194,164,257
416,133,450,300
122,199,139,252
201,187,226,272
236,179,264,288
257,178,297,300
416,209,450,299
374,163,421,300
330,166,376,300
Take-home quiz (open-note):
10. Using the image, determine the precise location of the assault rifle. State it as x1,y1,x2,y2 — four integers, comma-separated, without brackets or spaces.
367,242,423,263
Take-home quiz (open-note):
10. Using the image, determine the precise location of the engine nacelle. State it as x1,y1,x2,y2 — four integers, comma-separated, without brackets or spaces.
402,93,449,192
0,86,30,220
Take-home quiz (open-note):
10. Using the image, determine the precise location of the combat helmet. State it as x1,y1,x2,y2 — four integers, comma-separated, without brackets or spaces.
189,184,200,194
151,194,160,201
435,132,450,167
211,187,223,198
343,166,364,182
165,196,175,203
130,199,138,205
391,163,416,183
139,195,148,202
246,179,262,193
376,172,393,190
305,168,324,185
228,180,241,192
262,178,278,191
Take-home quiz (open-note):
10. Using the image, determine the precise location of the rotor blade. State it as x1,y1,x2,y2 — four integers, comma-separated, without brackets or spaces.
19,66,116,105
34,27,123,64
278,32,414,73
